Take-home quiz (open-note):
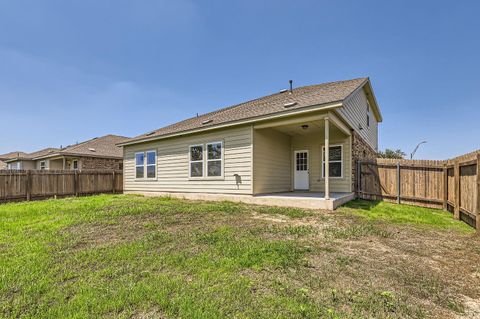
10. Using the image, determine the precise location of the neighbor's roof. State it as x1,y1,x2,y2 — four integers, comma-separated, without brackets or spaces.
4,148,60,162
5,135,129,162
35,134,128,160
120,77,379,146
0,151,28,161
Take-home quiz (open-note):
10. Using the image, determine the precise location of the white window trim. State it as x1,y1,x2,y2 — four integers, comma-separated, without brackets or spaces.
206,141,224,179
189,141,224,180
321,144,343,179
135,150,157,180
146,150,157,179
189,144,204,179
40,160,47,170
72,160,79,170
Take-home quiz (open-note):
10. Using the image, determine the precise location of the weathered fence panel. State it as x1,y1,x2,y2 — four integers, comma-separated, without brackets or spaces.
0,170,123,203
357,150,480,229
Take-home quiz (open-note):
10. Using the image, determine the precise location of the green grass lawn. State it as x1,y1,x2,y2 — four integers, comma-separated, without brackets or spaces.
0,195,479,318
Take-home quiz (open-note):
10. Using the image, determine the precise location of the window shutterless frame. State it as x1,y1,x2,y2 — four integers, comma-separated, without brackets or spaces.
145,150,157,179
40,161,46,170
321,144,343,179
72,160,79,170
189,141,224,180
189,144,204,178
206,141,224,179
135,150,157,180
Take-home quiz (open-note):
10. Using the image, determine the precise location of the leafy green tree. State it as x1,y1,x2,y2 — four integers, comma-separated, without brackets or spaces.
378,149,406,159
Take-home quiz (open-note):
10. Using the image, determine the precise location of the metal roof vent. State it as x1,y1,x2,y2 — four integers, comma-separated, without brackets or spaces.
146,131,156,136
202,119,213,125
280,89,288,93
283,102,297,108
89,148,96,152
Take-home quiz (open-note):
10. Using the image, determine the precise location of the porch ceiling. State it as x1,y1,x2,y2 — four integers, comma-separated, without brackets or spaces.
272,119,348,138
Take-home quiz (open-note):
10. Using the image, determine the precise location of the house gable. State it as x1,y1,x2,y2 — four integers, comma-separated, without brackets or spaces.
337,82,380,151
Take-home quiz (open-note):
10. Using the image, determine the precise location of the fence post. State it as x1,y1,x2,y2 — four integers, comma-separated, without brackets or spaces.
112,171,116,194
397,162,401,204
454,160,460,220
442,164,448,211
26,170,31,201
74,171,78,197
356,160,361,198
476,153,480,232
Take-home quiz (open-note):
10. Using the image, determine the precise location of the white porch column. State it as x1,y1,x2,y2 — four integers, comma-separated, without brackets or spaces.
324,117,330,200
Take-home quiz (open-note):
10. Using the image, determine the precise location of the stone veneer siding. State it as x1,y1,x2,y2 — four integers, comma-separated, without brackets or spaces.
81,157,123,170
351,130,377,193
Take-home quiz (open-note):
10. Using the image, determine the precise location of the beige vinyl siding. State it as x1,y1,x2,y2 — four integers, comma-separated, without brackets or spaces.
124,125,253,194
338,88,378,150
291,135,352,193
21,161,36,170
253,129,292,194
48,159,64,170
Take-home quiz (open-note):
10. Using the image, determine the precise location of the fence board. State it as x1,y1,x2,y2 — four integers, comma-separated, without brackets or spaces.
0,170,123,203
358,150,480,229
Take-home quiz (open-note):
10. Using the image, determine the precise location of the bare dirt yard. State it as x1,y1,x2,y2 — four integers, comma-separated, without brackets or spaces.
1,195,480,318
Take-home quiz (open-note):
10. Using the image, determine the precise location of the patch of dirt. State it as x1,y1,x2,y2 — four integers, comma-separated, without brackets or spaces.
63,214,169,250
457,296,480,319
130,308,168,319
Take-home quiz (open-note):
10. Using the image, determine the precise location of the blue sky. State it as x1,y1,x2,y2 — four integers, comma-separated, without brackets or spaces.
0,0,478,159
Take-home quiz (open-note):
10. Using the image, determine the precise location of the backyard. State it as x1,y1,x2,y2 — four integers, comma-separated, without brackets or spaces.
1,195,480,318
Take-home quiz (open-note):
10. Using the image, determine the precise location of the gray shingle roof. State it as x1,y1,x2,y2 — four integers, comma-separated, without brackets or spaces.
36,135,129,159
0,151,27,160
4,148,59,162
125,77,368,144
27,148,61,159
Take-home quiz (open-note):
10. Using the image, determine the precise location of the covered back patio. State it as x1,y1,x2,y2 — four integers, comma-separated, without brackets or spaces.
252,110,355,209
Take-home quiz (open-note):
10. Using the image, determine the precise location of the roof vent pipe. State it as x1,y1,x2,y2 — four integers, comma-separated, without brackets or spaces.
289,80,293,94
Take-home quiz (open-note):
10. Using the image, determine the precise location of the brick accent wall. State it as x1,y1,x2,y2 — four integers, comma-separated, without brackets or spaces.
81,157,123,170
351,130,377,192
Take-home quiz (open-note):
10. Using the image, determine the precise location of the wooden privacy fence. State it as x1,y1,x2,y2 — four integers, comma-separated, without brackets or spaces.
0,170,123,203
357,150,480,229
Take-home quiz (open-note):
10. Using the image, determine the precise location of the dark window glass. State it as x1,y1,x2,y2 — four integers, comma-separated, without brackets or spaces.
190,162,203,177
190,146,203,161
207,143,222,160
147,165,156,178
135,153,144,166
147,151,156,165
208,161,222,176
136,166,144,179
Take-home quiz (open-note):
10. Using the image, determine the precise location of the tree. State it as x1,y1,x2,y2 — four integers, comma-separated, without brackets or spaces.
378,149,406,159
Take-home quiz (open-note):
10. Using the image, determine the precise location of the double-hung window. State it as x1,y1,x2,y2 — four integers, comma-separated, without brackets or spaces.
189,141,223,178
189,145,204,177
40,161,46,170
322,145,343,178
207,142,222,177
135,150,157,179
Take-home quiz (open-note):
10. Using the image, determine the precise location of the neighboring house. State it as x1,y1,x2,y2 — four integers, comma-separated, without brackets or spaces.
0,151,27,169
4,135,127,170
118,78,383,209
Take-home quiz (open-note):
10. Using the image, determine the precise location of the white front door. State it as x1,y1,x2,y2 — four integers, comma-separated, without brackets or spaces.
294,150,309,190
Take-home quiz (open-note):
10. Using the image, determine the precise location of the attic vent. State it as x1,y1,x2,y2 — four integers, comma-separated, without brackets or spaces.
146,131,156,136
283,102,297,108
202,119,213,125
88,148,96,152
280,89,288,93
